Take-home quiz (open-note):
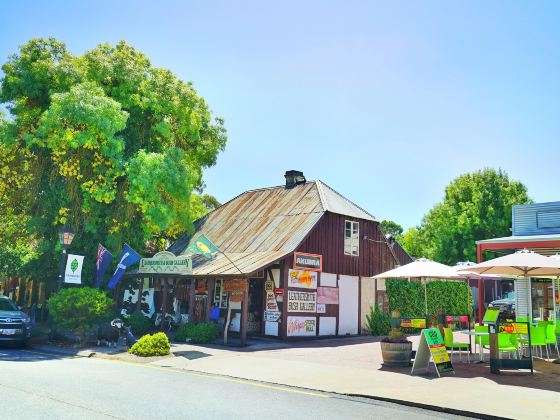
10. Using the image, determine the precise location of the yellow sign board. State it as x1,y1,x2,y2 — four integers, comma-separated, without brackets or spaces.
430,344,451,364
498,322,528,335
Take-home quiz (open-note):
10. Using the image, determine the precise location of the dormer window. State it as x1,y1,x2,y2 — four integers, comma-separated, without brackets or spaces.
344,220,359,256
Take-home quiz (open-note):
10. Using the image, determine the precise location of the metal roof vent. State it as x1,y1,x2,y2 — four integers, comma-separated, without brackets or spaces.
284,170,306,189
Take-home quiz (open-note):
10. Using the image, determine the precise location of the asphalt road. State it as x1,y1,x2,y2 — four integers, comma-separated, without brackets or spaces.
0,347,467,420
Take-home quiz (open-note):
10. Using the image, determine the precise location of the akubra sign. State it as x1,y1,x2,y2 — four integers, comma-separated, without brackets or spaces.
293,252,322,272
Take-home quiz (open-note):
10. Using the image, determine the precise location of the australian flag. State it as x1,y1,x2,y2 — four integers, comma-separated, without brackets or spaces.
107,244,141,289
95,244,113,288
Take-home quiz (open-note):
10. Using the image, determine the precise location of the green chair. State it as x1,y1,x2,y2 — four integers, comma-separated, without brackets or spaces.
444,327,470,363
498,333,518,358
474,324,489,348
516,317,528,323
545,324,559,355
530,325,549,359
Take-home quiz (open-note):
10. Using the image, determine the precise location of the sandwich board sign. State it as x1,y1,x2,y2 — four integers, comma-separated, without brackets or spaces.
411,328,454,377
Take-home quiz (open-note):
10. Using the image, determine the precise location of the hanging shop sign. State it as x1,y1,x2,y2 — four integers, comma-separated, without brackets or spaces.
287,316,316,337
64,254,84,284
412,328,454,377
287,291,316,313
288,269,318,289
138,251,192,275
223,279,248,293
317,286,338,304
293,252,322,272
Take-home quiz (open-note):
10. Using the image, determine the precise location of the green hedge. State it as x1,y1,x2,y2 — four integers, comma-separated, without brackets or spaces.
174,322,219,343
386,279,473,325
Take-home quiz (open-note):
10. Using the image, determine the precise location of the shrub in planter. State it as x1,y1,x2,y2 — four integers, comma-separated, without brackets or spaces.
380,310,412,367
129,332,170,356
174,322,219,344
47,287,113,342
126,310,152,335
365,306,390,336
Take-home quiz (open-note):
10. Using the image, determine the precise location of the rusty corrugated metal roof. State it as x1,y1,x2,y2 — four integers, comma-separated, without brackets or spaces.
191,251,290,276
171,180,377,275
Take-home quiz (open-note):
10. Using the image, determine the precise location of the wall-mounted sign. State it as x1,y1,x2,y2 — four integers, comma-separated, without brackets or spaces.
138,251,192,275
287,316,316,336
223,279,248,293
293,252,322,272
288,269,317,289
264,310,281,322
265,278,279,311
316,303,326,314
317,286,338,304
274,288,284,296
64,254,84,284
287,291,316,313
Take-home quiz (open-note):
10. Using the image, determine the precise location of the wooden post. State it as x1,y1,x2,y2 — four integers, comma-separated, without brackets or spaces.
136,277,144,312
240,279,249,346
206,278,216,322
188,278,195,323
160,279,169,331
489,330,500,374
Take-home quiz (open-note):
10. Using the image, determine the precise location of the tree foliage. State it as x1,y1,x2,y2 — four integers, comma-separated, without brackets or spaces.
400,168,531,264
380,220,404,238
0,38,226,283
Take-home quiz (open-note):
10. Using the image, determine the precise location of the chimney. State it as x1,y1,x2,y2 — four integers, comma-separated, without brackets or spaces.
284,170,306,189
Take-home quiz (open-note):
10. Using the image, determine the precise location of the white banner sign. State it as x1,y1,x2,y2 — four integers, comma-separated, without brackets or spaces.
287,316,316,337
64,254,84,284
287,290,316,313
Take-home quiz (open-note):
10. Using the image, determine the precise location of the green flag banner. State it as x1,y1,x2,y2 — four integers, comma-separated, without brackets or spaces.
187,234,219,259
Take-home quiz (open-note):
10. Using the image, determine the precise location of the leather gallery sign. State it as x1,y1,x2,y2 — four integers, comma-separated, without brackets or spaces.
293,252,322,272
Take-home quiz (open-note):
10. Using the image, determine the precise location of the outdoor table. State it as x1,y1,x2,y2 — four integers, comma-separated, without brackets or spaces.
463,331,489,363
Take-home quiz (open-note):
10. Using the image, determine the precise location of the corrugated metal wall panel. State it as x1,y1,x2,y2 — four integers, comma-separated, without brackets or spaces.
513,202,560,236
515,278,531,320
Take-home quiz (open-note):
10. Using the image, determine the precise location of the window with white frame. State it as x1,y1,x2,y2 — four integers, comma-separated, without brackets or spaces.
344,220,359,256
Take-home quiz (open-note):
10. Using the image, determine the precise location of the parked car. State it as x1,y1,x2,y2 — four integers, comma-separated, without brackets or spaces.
0,296,32,347
488,298,516,320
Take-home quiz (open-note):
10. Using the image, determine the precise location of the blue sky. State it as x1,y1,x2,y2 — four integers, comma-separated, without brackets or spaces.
2,1,559,229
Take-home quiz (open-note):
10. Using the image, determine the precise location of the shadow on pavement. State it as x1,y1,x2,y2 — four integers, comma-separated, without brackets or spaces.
378,358,560,392
0,345,68,362
173,350,212,360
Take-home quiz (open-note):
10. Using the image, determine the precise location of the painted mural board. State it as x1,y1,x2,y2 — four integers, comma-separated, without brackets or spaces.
287,290,317,313
288,269,318,289
287,316,317,337
317,286,339,304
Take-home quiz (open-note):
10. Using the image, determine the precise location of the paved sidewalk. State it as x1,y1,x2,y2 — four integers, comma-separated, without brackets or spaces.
152,334,560,419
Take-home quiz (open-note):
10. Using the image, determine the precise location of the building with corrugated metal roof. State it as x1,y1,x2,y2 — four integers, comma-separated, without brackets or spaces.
125,171,412,344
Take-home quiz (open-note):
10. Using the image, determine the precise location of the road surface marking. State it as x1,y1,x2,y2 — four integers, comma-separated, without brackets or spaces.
20,349,329,398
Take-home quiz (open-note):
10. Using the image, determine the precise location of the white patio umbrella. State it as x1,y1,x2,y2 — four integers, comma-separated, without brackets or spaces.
373,258,463,314
460,249,560,321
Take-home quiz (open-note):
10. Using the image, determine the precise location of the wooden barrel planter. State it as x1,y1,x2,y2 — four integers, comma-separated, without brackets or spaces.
380,341,413,367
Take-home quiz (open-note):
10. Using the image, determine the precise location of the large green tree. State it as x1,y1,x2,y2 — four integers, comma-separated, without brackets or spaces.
400,168,531,264
0,38,226,284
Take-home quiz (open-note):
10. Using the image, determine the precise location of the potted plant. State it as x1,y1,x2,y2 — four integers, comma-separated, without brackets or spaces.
380,310,412,367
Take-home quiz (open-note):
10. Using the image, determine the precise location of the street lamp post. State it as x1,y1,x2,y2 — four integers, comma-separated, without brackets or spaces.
56,225,75,292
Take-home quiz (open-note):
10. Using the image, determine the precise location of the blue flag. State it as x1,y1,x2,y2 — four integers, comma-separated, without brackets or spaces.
107,244,141,289
95,244,113,288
